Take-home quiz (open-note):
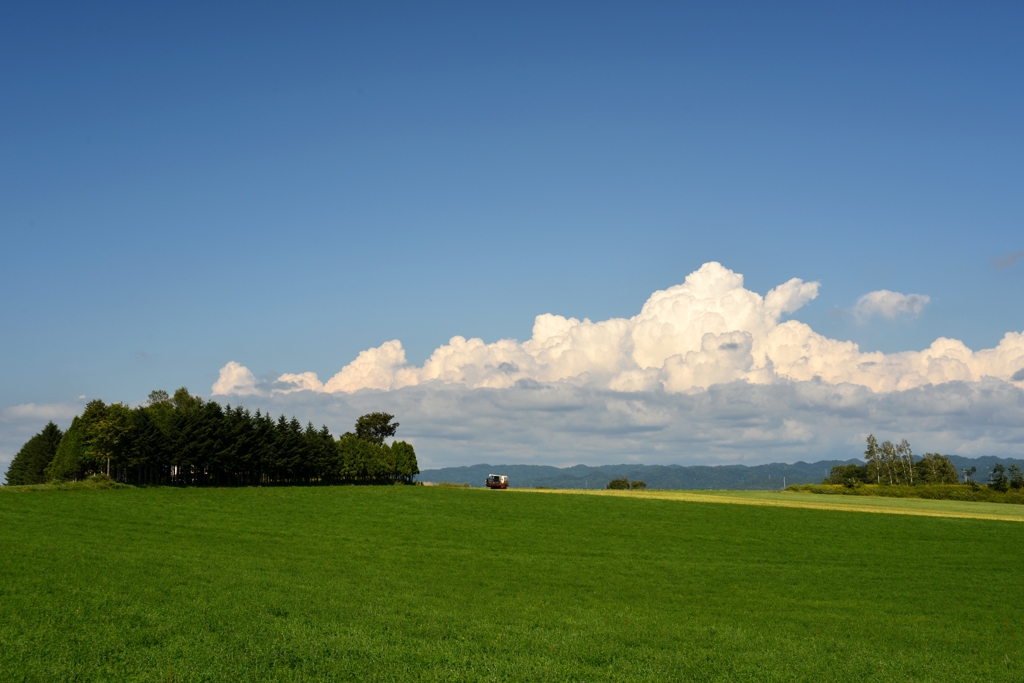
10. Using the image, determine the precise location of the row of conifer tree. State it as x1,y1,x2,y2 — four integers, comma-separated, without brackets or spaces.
4,389,418,487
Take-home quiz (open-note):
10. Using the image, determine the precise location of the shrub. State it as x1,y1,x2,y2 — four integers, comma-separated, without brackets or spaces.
630,480,647,490
824,463,868,485
1,475,133,492
607,478,630,490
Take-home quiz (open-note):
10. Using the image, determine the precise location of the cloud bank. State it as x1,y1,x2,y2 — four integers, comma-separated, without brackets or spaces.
9,380,1024,472
199,379,1024,469
201,262,1024,468
216,262,1024,397
6,264,1021,473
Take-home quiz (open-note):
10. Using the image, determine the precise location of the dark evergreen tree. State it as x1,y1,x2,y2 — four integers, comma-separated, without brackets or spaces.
223,406,255,485
4,422,63,485
254,410,278,484
305,423,336,484
127,407,170,485
5,441,30,485
274,416,305,482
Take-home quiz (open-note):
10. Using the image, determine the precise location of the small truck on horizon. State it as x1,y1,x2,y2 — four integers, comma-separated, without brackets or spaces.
485,474,509,489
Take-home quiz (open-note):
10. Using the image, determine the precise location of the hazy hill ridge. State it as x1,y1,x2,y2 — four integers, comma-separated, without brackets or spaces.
419,456,1024,490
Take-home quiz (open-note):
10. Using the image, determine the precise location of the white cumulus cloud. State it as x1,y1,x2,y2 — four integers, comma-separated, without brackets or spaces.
205,379,1024,468
852,289,930,321
214,262,1024,397
212,361,262,396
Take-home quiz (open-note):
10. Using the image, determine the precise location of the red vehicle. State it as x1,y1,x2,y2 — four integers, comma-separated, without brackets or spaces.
486,474,509,489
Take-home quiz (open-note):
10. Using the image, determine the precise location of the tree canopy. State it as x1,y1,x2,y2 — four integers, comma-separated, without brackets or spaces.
354,412,399,445
5,391,419,487
826,436,965,487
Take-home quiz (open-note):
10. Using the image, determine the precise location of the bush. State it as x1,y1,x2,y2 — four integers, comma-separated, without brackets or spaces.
1,475,133,492
606,478,646,490
824,463,868,485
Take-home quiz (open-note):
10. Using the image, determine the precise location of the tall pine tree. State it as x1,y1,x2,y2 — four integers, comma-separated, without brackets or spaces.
4,422,63,485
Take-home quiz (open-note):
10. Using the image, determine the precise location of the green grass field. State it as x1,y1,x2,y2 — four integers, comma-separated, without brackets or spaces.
1,486,1022,681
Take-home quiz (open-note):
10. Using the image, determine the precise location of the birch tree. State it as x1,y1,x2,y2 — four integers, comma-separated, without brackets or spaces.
898,439,914,485
864,434,881,484
879,440,897,485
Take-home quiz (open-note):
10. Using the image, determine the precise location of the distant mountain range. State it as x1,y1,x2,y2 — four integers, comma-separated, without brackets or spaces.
418,455,1024,490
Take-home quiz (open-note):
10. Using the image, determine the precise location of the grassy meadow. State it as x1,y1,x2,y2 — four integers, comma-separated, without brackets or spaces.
1,486,1022,681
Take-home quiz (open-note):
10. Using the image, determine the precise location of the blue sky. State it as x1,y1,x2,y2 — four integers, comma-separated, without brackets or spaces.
3,2,1023,467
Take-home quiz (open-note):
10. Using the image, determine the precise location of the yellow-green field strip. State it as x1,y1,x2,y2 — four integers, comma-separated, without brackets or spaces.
514,487,1024,522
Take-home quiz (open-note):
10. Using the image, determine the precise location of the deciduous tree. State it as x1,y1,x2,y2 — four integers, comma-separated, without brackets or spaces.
88,403,134,477
354,412,399,445
391,441,419,483
46,400,108,481
1008,464,1024,490
825,463,868,486
864,435,881,484
879,440,897,485
989,464,1009,493
916,453,958,484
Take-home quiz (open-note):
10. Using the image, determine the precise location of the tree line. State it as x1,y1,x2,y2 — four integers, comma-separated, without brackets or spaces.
606,478,647,490
824,434,1023,490
4,389,418,487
